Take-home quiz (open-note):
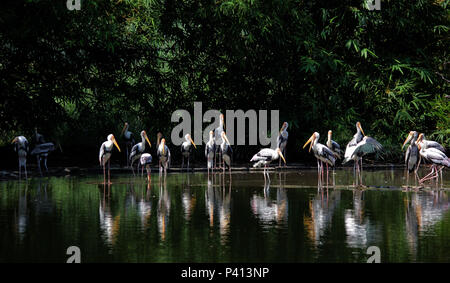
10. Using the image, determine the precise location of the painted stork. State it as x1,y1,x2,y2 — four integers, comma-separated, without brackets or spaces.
129,130,151,176
99,134,121,184
402,131,420,181
140,153,152,182
120,122,135,166
220,132,233,174
181,133,197,172
416,134,448,184
276,122,289,167
12,136,29,180
214,113,225,169
205,131,216,176
327,130,343,159
250,147,286,181
157,138,171,174
303,132,336,184
31,128,55,176
416,141,449,184
343,122,383,184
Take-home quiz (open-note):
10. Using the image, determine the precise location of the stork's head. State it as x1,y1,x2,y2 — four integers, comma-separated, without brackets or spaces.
221,132,231,145
141,130,151,147
402,131,415,149
185,133,197,149
356,122,365,136
108,134,121,152
416,133,424,144
121,122,129,136
11,137,18,144
276,148,286,164
303,132,319,152
280,122,288,133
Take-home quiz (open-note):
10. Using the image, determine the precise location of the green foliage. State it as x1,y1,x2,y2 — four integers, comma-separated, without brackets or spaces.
0,0,448,163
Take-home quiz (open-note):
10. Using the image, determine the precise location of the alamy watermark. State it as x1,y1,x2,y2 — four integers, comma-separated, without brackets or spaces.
66,246,81,263
171,102,280,148
367,246,381,263
366,0,381,10
67,0,81,11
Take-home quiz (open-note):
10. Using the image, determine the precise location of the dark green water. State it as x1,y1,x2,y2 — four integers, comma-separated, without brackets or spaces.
0,169,449,263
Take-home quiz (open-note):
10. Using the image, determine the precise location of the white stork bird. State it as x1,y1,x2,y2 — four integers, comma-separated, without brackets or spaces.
205,131,216,176
402,131,420,181
181,133,197,172
276,122,289,167
416,134,448,184
343,122,383,184
250,147,286,181
129,130,151,176
31,127,55,176
140,153,152,182
99,134,121,184
303,132,336,184
120,122,135,167
214,113,225,169
12,136,29,180
327,130,343,159
157,138,171,175
220,132,233,174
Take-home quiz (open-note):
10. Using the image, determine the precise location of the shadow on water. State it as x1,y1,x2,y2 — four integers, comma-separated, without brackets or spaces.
0,169,449,262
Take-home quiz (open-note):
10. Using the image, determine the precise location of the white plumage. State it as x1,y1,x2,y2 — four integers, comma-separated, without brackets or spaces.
205,131,215,174
12,136,29,179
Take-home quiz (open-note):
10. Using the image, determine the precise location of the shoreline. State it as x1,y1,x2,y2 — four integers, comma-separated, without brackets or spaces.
1,163,408,181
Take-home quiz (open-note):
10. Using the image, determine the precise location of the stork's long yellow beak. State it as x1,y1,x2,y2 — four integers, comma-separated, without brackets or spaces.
223,134,231,145
121,124,127,136
189,137,197,149
279,151,286,164
145,133,152,148
112,137,121,152
11,137,17,144
402,132,412,150
358,123,365,136
303,134,314,153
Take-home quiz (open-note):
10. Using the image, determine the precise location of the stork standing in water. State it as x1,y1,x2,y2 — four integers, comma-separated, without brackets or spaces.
220,132,233,174
157,138,171,175
129,130,151,176
276,122,289,168
343,122,383,185
402,131,420,183
12,136,29,180
99,134,121,184
214,114,225,169
31,128,55,176
416,134,448,184
181,133,197,172
140,153,152,182
121,122,135,167
303,132,336,185
250,147,286,182
205,131,216,176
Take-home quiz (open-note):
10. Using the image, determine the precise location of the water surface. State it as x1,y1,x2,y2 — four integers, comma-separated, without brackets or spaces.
0,169,449,263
